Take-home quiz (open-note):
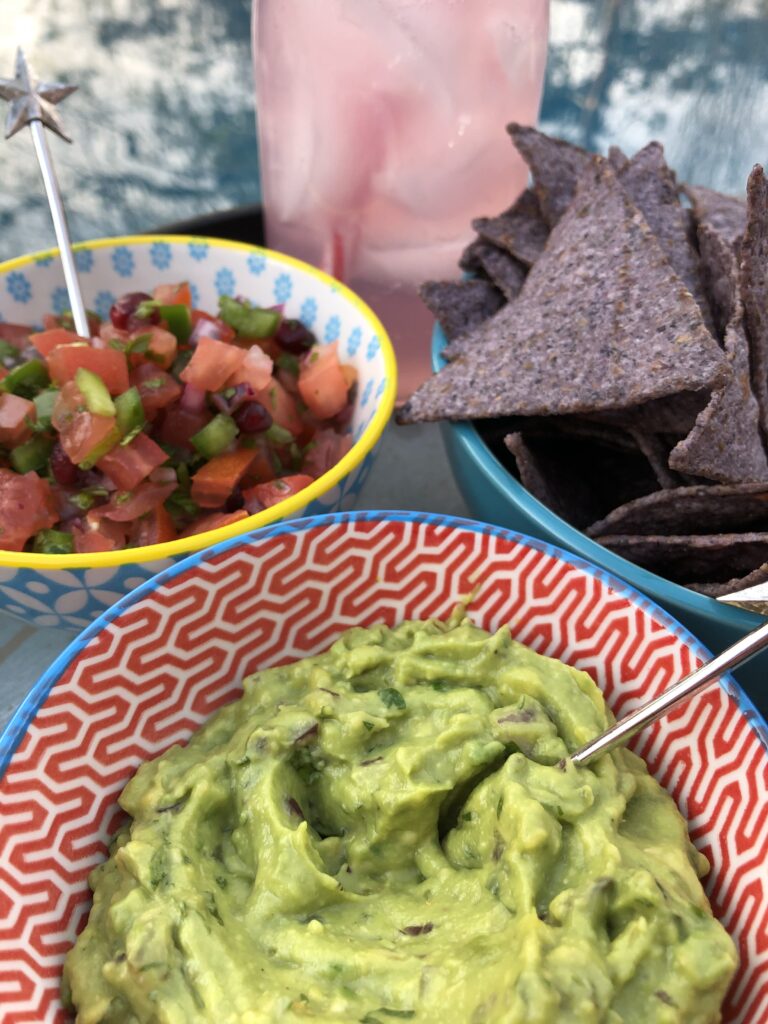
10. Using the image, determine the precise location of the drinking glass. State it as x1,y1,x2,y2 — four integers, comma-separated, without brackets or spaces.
253,0,549,397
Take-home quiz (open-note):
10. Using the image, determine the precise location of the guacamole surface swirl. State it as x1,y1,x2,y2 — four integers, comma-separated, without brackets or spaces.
64,618,737,1023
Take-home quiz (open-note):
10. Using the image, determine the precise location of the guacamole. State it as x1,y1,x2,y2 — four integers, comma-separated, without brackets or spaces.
63,618,737,1023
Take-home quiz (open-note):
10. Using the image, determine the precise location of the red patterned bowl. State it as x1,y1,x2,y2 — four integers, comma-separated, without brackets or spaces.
0,511,766,1023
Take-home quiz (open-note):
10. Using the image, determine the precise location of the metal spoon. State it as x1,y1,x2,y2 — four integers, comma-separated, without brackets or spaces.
0,47,88,337
571,617,768,766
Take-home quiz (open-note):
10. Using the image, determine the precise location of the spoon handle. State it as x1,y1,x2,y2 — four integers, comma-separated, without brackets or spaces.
570,619,768,767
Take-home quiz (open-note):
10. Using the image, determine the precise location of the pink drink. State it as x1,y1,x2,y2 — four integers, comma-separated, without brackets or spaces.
253,0,549,398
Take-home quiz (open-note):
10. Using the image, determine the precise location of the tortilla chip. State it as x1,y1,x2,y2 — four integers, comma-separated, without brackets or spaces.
506,123,592,226
697,221,739,340
398,159,729,425
504,430,660,529
419,279,505,342
472,189,549,267
608,146,629,174
586,482,768,538
668,317,768,483
471,242,527,301
688,562,768,597
684,183,746,251
618,143,713,330
739,164,768,441
459,238,489,274
594,532,768,585
627,431,681,489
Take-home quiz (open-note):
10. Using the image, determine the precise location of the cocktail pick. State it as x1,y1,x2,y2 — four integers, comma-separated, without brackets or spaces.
0,47,89,337
570,617,768,767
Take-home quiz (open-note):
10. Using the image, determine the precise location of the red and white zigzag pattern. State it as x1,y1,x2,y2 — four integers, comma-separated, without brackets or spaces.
0,518,766,1022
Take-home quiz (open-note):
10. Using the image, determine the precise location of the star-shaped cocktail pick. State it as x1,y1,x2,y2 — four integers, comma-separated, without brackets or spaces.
0,47,78,141
0,48,88,337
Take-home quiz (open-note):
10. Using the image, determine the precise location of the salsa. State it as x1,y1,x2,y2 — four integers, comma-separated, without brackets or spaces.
0,286,356,554
62,616,738,1022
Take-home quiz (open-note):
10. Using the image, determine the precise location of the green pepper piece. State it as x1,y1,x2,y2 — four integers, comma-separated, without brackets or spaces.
33,388,59,427
78,422,121,470
190,414,238,459
32,528,75,554
265,422,294,445
75,368,115,417
114,386,146,445
10,435,54,474
0,359,50,399
218,295,281,338
159,304,192,343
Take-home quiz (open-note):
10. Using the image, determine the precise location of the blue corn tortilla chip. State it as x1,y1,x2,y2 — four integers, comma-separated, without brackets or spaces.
470,242,527,301
419,279,505,342
586,482,768,538
397,158,729,425
472,189,549,268
683,183,746,253
506,123,592,226
739,164,768,441
688,563,768,597
594,532,768,586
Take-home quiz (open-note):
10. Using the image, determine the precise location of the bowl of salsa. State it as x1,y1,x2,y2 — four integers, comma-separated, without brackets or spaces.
0,235,396,628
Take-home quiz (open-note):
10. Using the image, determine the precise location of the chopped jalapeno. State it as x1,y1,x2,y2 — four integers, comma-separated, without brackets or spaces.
191,414,239,459
114,386,146,444
10,435,54,474
159,304,193,343
32,528,75,554
75,368,115,417
1,359,50,398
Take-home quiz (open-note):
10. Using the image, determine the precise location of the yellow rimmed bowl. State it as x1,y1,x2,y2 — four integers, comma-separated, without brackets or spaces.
0,235,396,628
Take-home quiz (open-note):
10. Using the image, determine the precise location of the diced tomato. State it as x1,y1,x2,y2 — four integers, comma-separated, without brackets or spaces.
227,344,273,392
96,432,168,491
179,509,249,538
47,345,130,395
302,429,353,478
158,407,211,449
180,335,245,391
29,327,88,358
242,474,314,511
0,469,57,550
127,325,177,370
0,393,35,446
0,323,34,349
190,449,256,508
98,323,130,348
298,342,350,420
130,504,177,547
253,378,303,437
52,383,119,466
153,282,192,307
98,481,177,522
72,513,128,553
189,310,236,345
130,363,183,417
341,363,358,390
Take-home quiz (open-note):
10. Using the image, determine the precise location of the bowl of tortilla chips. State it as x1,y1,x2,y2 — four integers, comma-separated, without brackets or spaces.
397,125,768,696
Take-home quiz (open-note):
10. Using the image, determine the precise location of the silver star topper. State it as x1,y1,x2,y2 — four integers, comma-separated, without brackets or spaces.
0,47,77,141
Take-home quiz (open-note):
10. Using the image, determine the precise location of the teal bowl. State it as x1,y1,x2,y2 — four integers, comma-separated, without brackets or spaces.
431,325,767,711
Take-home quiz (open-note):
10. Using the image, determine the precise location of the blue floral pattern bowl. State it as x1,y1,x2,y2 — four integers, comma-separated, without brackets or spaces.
0,236,396,628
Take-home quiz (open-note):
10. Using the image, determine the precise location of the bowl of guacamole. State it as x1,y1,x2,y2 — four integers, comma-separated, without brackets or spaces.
0,511,764,1023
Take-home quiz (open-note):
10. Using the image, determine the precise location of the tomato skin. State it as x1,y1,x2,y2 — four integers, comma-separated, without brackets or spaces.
129,325,177,370
179,509,249,538
47,345,130,395
130,504,177,546
0,469,57,550
96,432,168,491
30,327,88,358
190,449,256,508
180,335,245,391
242,473,314,511
130,364,183,417
298,342,349,419
153,282,192,307
97,481,177,522
253,378,303,437
0,393,35,446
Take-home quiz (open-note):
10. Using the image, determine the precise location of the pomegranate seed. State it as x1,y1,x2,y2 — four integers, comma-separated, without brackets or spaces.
275,319,315,354
234,401,273,433
109,291,160,332
50,443,82,487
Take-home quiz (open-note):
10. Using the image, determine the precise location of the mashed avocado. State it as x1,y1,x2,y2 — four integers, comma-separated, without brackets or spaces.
63,618,737,1023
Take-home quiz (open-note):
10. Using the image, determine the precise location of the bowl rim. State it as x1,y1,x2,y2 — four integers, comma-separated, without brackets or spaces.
0,234,398,570
1,508,766,777
430,324,764,636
